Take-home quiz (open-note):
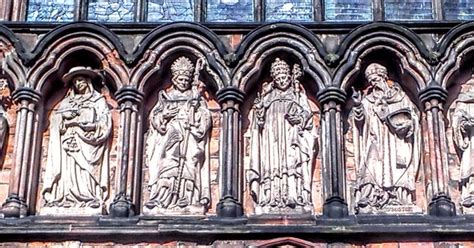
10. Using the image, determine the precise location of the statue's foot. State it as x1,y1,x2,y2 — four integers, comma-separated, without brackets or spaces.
357,198,369,208
286,199,296,208
63,201,74,208
145,201,157,209
177,198,189,208
462,196,474,207
89,200,101,209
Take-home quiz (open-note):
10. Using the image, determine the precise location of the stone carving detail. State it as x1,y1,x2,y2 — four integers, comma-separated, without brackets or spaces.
41,67,112,215
352,63,421,214
246,58,317,215
0,79,9,160
144,56,211,215
452,73,474,212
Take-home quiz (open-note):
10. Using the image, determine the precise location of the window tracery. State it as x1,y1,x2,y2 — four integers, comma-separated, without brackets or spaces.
24,0,474,22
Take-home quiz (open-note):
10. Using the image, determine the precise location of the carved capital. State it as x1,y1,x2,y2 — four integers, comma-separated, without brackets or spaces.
324,53,340,68
224,53,237,67
317,87,346,107
216,87,244,111
115,87,144,105
11,87,41,105
419,84,447,111
427,52,440,65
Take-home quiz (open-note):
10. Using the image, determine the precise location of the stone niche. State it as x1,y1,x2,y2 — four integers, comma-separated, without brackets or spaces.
36,53,120,216
343,54,426,215
0,77,15,206
140,55,221,217
240,55,323,217
445,61,474,215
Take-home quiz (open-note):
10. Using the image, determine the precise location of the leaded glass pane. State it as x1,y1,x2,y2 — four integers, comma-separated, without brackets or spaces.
444,0,474,20
147,0,194,21
384,0,433,20
88,0,135,22
265,0,313,21
27,0,75,22
324,0,372,21
206,0,253,22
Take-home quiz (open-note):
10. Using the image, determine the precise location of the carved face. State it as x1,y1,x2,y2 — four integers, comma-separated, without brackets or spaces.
172,74,191,92
367,73,388,91
73,75,90,94
273,72,291,91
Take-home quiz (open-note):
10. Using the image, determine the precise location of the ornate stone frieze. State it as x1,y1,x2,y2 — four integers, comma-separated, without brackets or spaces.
40,67,112,215
143,56,211,216
352,63,422,214
246,58,317,215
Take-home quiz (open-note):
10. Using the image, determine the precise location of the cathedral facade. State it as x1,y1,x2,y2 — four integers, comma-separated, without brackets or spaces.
0,0,474,246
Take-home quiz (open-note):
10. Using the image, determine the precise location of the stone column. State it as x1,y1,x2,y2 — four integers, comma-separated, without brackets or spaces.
419,84,456,217
317,87,348,218
216,87,244,218
2,87,40,218
109,87,143,217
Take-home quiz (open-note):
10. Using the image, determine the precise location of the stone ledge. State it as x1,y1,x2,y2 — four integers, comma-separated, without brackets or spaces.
0,215,473,242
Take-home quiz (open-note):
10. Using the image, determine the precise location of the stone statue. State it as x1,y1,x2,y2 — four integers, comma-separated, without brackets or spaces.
144,56,211,215
352,63,421,214
0,79,8,161
246,58,317,215
452,72,474,210
41,67,112,215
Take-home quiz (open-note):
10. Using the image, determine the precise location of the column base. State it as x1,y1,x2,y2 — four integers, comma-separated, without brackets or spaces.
109,195,135,217
323,196,348,218
428,194,456,217
216,196,243,218
2,194,27,218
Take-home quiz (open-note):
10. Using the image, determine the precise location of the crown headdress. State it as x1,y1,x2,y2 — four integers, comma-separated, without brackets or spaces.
270,58,290,78
365,63,387,78
171,56,194,77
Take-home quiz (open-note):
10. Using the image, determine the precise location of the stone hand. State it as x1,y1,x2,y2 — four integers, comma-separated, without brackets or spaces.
61,109,79,120
162,106,179,119
285,114,301,125
79,122,96,131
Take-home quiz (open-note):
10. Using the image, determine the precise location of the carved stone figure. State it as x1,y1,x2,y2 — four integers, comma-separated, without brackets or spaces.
0,79,9,160
144,56,211,215
41,67,112,215
352,63,421,214
246,58,317,215
452,73,474,211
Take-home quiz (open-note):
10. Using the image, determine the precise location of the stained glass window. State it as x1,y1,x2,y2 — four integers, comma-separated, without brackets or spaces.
444,0,474,20
27,0,75,22
325,0,372,21
206,0,253,22
88,0,136,22
147,0,194,21
265,0,313,21
384,0,433,20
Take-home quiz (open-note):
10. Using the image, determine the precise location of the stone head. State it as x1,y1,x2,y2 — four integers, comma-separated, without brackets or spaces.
270,58,291,91
62,66,100,94
171,56,194,92
365,63,389,90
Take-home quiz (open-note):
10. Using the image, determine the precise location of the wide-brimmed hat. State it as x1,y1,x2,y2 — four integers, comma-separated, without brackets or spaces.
62,66,102,84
